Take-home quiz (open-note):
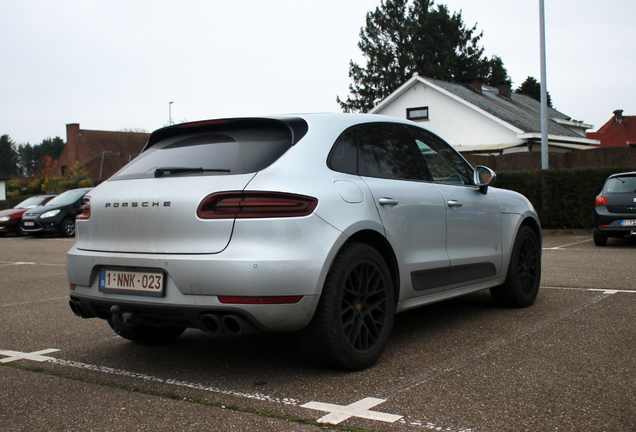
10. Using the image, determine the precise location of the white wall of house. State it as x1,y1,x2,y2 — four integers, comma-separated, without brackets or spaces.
0,181,6,201
373,81,523,151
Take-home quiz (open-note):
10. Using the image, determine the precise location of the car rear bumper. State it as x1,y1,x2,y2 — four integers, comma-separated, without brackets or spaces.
593,226,636,238
593,208,636,238
69,291,320,333
67,216,347,331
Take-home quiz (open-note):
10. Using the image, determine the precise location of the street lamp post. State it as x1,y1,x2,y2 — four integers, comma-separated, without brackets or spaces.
169,101,174,125
539,0,548,169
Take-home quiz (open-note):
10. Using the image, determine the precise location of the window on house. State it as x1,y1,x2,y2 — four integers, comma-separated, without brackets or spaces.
407,106,429,121
61,166,68,176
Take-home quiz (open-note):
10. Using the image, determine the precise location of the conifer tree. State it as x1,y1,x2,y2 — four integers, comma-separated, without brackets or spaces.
338,0,509,112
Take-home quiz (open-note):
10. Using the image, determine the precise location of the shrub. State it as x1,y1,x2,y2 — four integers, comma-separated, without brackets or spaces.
496,166,636,229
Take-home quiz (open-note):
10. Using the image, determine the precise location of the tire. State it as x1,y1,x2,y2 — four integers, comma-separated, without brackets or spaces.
491,225,541,308
107,317,186,344
299,243,395,370
60,218,75,237
593,231,607,246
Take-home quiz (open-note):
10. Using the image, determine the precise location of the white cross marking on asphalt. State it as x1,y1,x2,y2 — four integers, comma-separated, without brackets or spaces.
301,397,402,424
0,349,61,363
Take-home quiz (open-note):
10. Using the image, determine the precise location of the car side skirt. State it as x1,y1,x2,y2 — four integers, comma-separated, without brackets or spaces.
395,277,506,314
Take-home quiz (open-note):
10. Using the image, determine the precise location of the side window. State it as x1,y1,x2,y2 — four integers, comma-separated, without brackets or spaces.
328,129,357,175
357,124,420,180
407,127,472,185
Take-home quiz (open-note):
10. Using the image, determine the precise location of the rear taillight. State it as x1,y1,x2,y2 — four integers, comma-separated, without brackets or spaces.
197,192,318,219
595,196,609,206
77,196,91,220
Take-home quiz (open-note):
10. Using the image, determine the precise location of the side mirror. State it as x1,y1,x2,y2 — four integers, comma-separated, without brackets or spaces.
473,165,497,194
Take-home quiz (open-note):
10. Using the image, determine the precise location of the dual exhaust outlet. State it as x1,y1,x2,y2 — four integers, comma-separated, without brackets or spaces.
200,313,256,336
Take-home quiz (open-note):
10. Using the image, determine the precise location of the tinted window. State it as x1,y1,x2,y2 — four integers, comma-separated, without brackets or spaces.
358,124,420,180
113,123,294,180
407,127,472,185
328,130,358,175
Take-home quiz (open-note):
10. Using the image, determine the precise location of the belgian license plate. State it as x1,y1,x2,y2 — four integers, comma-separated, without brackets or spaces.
23,221,34,227
621,219,636,227
99,269,164,296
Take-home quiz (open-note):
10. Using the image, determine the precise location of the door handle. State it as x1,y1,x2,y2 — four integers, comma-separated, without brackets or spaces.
378,198,399,206
447,200,463,208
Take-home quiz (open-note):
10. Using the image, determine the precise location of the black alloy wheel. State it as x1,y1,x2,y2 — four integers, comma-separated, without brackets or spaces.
60,218,75,237
491,225,541,307
300,243,395,370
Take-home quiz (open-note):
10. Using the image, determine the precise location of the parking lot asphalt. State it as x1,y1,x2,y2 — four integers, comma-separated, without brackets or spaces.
1,232,635,431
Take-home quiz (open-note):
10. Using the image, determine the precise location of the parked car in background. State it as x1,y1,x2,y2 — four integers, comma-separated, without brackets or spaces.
593,171,636,246
21,188,92,237
0,195,57,236
67,114,541,370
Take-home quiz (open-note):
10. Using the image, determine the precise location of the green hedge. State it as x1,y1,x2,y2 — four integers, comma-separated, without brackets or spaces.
496,166,636,229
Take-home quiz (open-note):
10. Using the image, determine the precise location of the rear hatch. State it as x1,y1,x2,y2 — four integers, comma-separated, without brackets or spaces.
76,118,308,254
605,174,636,214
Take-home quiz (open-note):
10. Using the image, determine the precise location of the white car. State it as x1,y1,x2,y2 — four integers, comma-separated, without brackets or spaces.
67,113,541,370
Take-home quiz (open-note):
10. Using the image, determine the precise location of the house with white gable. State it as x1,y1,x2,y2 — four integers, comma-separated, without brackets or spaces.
369,74,599,154
0,171,10,201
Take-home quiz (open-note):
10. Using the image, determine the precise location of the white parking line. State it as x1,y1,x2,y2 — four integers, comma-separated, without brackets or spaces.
0,348,452,429
0,348,60,363
543,238,593,250
302,397,402,424
0,261,65,267
543,286,636,294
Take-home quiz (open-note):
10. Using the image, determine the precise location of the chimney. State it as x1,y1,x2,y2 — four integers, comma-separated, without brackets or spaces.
65,123,80,171
462,78,482,94
498,82,512,100
614,109,624,122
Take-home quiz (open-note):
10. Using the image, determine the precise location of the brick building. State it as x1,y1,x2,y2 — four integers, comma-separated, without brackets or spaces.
55,124,150,181
586,110,636,147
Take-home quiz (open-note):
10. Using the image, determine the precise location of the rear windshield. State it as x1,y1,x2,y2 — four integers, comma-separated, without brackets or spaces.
112,122,295,180
605,175,636,193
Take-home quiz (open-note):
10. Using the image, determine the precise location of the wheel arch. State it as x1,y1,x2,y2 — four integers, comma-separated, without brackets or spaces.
345,229,400,305
521,214,542,248
500,212,542,277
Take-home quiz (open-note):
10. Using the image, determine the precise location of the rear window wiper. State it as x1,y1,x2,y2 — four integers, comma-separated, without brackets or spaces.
154,167,231,177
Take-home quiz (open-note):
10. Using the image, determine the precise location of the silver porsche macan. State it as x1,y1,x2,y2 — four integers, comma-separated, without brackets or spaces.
67,113,541,370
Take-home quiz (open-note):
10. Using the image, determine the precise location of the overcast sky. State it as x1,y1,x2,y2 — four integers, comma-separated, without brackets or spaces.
1,0,634,145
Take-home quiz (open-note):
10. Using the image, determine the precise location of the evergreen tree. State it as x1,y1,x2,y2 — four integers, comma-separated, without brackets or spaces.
17,143,36,177
338,0,509,112
0,135,18,176
515,76,553,108
17,136,65,177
